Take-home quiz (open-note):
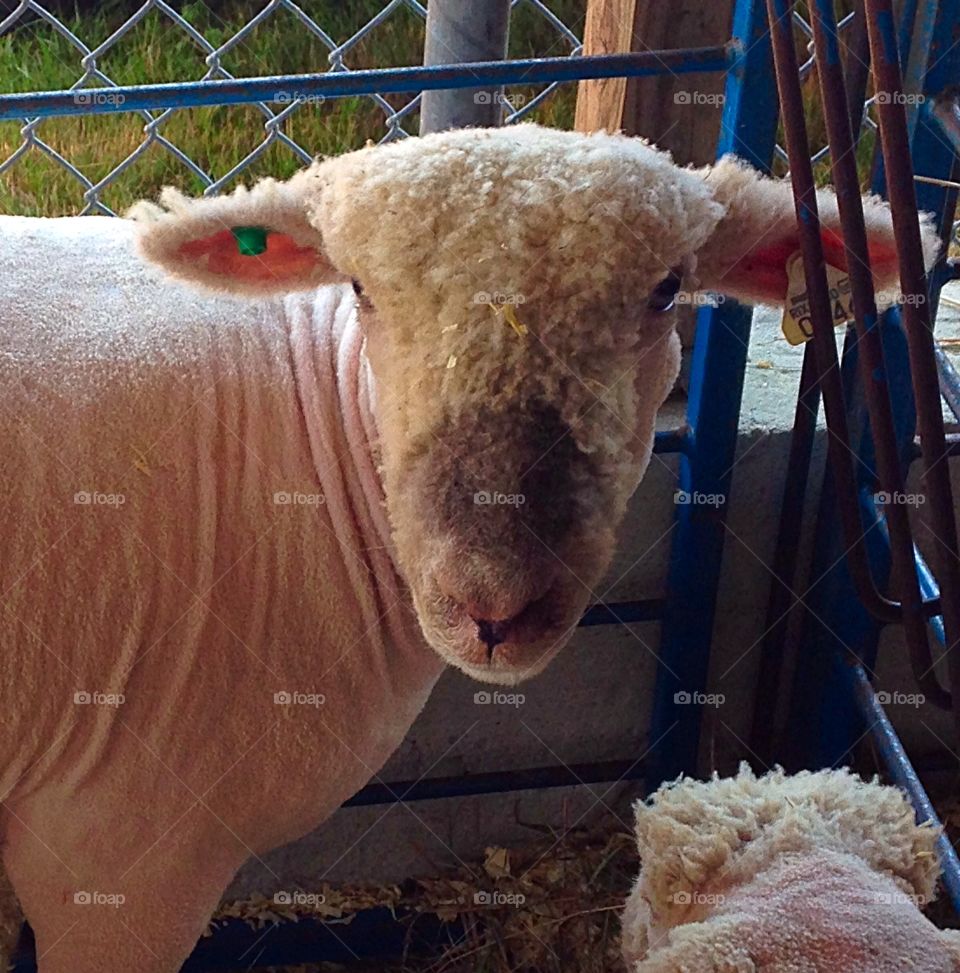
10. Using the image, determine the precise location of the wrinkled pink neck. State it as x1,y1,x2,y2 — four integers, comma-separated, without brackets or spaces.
334,299,397,569
283,285,431,671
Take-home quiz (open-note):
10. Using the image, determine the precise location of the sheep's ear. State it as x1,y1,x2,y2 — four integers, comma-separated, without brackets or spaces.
128,168,343,296
693,155,941,307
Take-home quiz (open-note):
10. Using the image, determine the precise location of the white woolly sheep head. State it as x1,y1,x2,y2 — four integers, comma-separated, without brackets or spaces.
622,764,960,972
132,124,936,686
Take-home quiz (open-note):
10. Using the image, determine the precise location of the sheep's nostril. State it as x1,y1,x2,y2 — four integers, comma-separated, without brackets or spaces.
473,617,511,658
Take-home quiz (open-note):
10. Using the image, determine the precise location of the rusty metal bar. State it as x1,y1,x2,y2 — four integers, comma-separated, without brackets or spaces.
865,0,960,735
765,0,907,627
840,0,872,149
749,342,822,758
807,0,949,707
750,0,945,755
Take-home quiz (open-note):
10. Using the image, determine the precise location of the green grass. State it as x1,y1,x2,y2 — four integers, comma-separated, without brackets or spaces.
0,0,586,215
0,1,880,216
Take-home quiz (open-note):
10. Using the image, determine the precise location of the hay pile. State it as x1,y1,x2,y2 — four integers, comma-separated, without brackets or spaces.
212,778,960,972
218,824,638,973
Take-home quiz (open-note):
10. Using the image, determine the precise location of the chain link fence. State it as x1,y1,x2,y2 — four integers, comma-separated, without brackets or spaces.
778,10,960,249
1,0,952,248
775,8,877,171
0,0,581,214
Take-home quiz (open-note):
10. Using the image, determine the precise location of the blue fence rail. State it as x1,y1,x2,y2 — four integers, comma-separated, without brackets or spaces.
0,49,736,121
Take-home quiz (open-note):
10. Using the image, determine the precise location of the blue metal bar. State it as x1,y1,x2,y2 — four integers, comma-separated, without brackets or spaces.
784,322,920,767
904,549,945,640
867,0,960,724
786,0,960,767
901,0,934,140
647,0,781,785
0,48,735,121
580,599,664,626
14,908,468,972
906,21,960,333
935,342,960,422
344,756,646,807
850,663,960,911
807,0,950,700
652,426,691,455
930,95,960,155
861,487,946,645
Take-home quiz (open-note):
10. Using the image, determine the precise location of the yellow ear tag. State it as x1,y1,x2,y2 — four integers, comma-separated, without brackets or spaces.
488,301,528,337
781,251,855,346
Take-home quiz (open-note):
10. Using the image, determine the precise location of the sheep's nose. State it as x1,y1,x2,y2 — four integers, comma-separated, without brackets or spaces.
473,616,512,657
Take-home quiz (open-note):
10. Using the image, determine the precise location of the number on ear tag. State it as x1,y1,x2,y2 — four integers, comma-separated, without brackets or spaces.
781,251,855,346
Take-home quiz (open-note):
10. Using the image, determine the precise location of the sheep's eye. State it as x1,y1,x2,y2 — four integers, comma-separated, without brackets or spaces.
647,268,683,312
351,278,365,298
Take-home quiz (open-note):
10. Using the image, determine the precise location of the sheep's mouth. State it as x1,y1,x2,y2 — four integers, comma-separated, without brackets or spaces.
414,585,581,685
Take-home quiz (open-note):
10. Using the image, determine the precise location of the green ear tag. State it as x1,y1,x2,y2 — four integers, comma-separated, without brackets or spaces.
232,226,268,256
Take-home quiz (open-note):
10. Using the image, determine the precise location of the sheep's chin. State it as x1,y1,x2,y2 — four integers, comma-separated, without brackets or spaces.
409,586,581,685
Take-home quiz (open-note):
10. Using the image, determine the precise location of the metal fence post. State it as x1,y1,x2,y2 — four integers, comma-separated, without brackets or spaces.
646,0,780,787
420,0,512,133
783,0,960,769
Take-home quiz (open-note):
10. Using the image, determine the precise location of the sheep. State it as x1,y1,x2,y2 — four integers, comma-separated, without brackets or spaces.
0,123,938,972
622,763,960,972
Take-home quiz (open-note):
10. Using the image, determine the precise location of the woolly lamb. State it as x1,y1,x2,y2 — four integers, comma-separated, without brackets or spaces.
623,764,960,972
0,124,937,972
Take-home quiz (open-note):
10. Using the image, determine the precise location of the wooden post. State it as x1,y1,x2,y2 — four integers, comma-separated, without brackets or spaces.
575,0,732,166
575,0,734,371
574,0,639,134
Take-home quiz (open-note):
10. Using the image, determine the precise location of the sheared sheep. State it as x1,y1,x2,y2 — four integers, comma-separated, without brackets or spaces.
0,124,937,972
623,764,960,972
